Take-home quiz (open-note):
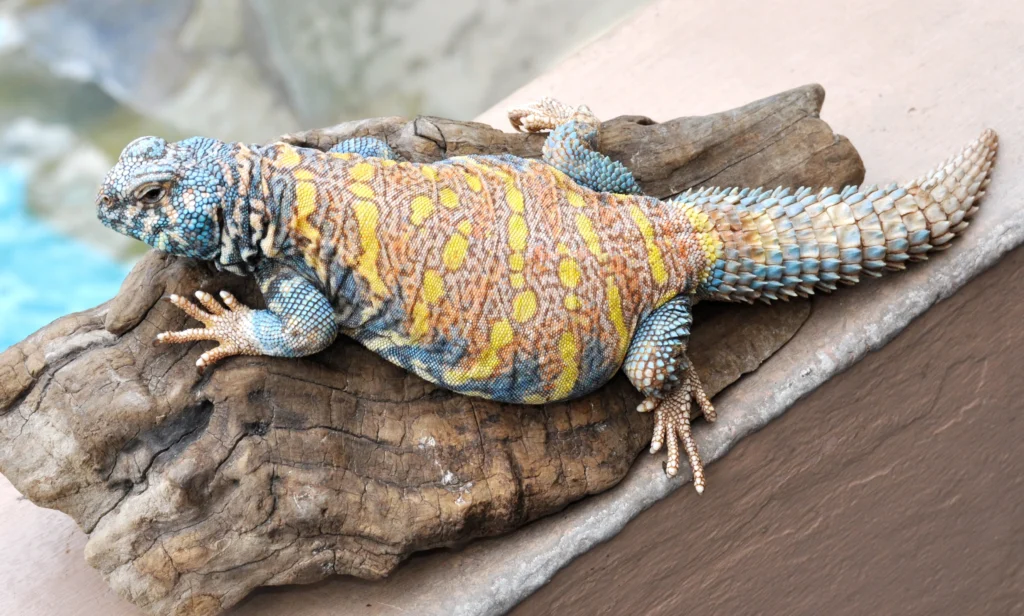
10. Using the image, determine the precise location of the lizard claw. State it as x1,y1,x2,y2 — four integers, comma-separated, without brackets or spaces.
508,96,591,133
638,364,716,493
156,290,260,370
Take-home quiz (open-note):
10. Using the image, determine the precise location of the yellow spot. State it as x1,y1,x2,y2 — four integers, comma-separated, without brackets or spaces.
274,145,300,168
655,291,677,308
684,204,713,232
576,214,605,262
350,183,375,199
293,182,321,250
410,301,430,340
352,201,388,296
510,273,526,289
696,232,723,284
330,152,356,160
629,205,668,285
606,276,629,361
508,215,528,251
465,173,482,192
512,291,537,322
490,319,514,348
421,166,438,181
551,331,579,400
350,162,375,182
423,270,444,304
293,169,314,181
446,319,514,384
556,242,570,256
457,220,472,235
558,258,582,288
440,187,460,209
442,233,470,270
551,168,571,187
505,183,525,213
294,182,317,226
523,394,546,404
564,295,581,311
410,195,434,225
509,253,525,271
381,159,397,167
566,191,586,208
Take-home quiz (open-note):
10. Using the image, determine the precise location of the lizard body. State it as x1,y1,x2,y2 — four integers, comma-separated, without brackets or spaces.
96,98,999,491
263,147,709,404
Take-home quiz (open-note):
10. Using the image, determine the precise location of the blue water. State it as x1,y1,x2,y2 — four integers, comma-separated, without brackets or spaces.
0,166,131,350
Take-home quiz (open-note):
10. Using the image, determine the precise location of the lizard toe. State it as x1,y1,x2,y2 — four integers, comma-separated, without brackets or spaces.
507,96,577,133
640,373,711,493
160,289,262,370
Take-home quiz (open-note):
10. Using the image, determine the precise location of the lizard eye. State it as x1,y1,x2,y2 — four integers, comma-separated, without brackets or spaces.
136,185,166,205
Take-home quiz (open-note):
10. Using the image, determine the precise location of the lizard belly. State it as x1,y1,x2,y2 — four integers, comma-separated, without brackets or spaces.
350,318,625,404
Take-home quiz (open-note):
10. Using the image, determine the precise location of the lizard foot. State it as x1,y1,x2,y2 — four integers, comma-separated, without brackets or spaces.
156,290,261,370
508,96,594,133
638,364,716,493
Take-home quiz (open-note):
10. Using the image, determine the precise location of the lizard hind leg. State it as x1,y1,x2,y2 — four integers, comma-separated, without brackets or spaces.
507,96,641,195
624,295,716,492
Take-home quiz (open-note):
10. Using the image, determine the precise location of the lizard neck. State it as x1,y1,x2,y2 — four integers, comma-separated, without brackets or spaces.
215,142,278,275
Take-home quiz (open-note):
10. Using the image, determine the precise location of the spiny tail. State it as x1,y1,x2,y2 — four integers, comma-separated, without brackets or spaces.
680,129,998,303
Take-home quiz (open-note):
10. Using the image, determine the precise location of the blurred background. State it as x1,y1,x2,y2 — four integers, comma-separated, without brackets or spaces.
0,0,647,349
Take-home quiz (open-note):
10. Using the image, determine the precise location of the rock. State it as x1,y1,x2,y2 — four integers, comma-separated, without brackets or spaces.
11,0,643,141
0,85,860,615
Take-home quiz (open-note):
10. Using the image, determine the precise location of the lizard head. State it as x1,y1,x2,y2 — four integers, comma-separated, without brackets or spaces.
96,135,234,259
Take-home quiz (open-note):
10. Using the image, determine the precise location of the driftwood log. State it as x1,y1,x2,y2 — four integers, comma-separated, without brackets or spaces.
0,84,863,616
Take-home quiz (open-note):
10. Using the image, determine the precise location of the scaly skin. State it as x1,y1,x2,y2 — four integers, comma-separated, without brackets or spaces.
96,98,998,492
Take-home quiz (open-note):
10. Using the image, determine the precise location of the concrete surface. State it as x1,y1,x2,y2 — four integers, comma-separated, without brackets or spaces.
2,0,1023,614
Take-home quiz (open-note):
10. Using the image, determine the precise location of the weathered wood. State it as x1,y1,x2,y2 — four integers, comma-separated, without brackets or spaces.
281,84,864,197
0,84,861,616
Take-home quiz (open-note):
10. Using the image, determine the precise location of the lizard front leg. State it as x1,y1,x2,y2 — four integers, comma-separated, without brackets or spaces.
157,260,339,369
623,294,716,492
508,96,642,195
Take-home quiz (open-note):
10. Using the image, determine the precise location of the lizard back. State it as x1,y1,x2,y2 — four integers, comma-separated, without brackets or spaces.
262,145,714,403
